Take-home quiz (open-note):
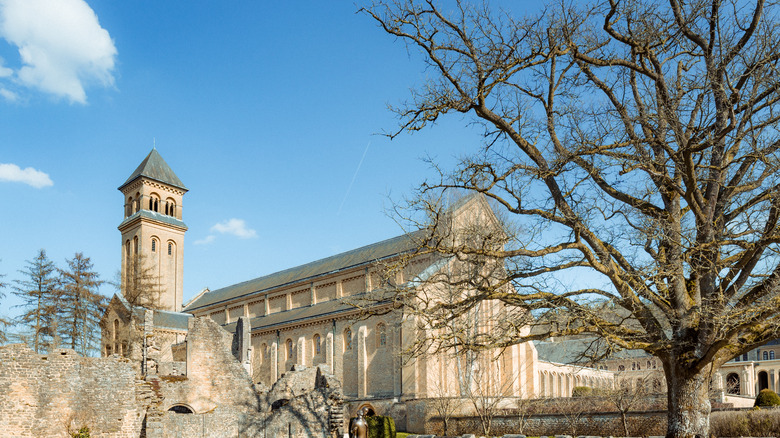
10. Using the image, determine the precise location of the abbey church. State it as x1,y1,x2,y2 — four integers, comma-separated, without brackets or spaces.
100,149,767,432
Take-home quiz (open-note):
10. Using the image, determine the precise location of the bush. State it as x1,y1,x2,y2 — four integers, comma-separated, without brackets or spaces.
711,409,780,436
365,415,396,438
754,388,780,407
572,386,593,397
71,426,90,438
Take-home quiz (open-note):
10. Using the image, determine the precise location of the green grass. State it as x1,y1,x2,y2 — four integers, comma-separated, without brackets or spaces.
396,433,410,438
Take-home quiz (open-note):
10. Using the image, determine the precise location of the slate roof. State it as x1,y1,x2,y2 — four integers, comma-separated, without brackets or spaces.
153,309,192,330
119,148,187,191
117,209,188,231
220,296,360,334
184,230,426,312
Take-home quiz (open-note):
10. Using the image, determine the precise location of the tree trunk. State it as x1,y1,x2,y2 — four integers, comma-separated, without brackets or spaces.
666,368,711,438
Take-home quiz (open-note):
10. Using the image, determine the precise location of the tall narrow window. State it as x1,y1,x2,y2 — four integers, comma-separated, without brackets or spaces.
344,328,352,351
763,351,768,360
286,339,294,360
168,243,172,255
313,334,321,355
376,323,386,347
151,240,156,252
771,351,776,360
149,198,153,210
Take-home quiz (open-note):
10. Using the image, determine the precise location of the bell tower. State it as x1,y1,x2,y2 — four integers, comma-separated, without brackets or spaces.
118,148,187,311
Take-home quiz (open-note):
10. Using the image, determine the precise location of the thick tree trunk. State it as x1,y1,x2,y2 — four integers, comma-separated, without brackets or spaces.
665,368,711,438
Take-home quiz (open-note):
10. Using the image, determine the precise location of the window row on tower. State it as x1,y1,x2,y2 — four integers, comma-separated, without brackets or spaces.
125,192,178,218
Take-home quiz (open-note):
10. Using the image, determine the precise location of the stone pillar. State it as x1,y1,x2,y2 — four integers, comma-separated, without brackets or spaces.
235,317,252,375
358,325,368,398
297,336,305,366
326,332,334,370
393,323,401,397
271,341,278,383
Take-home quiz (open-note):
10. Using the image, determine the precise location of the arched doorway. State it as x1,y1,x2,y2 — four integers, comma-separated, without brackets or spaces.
726,373,740,395
168,405,194,414
758,371,769,391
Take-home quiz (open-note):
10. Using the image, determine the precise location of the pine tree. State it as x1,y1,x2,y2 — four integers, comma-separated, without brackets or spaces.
12,249,61,353
59,253,106,356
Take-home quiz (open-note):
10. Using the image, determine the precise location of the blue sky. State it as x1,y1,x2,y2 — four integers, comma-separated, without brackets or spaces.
0,1,500,316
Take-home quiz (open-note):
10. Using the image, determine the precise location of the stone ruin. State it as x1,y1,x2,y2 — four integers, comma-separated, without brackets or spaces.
0,316,345,438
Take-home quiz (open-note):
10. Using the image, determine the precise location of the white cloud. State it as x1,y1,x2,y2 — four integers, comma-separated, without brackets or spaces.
0,87,17,101
195,219,258,245
211,218,258,239
193,235,216,246
0,0,117,104
0,162,53,188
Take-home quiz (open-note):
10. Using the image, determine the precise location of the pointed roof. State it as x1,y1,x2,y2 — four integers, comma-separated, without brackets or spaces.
119,148,187,191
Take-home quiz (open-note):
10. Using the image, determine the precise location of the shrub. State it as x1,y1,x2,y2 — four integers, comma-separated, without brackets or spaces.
71,426,90,438
711,409,780,437
365,415,396,438
572,386,593,397
754,388,780,407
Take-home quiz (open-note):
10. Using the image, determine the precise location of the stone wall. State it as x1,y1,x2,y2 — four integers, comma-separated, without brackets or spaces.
0,344,148,438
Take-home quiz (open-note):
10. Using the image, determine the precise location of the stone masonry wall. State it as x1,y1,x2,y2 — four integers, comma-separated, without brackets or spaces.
0,344,148,438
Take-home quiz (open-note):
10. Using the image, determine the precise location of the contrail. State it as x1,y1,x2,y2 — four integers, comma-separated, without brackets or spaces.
337,141,371,216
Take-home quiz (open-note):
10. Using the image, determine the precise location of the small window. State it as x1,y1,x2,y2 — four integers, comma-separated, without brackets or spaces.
763,351,768,360
344,328,352,351
771,351,776,360
743,353,749,361
286,339,294,360
168,243,172,255
313,334,321,355
151,240,156,252
618,365,625,371
376,323,386,347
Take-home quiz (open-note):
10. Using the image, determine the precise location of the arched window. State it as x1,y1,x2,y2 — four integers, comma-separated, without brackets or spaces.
286,339,294,360
376,323,386,347
113,319,119,341
726,373,740,394
618,365,625,371
771,351,776,360
168,242,173,256
344,328,352,351
151,239,156,252
313,334,321,355
763,351,768,360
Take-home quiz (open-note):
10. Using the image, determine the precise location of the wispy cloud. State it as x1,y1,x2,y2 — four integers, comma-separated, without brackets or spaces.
211,218,258,239
194,218,258,245
193,235,216,246
0,162,53,188
0,0,117,104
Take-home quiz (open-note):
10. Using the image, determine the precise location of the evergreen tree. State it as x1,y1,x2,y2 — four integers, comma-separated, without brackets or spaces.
12,249,60,353
59,253,106,356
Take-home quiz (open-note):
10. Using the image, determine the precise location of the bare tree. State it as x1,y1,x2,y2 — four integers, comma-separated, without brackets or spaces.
361,0,780,436
606,373,654,437
0,260,8,344
462,351,518,437
12,249,60,353
59,253,105,356
427,376,464,437
119,252,163,311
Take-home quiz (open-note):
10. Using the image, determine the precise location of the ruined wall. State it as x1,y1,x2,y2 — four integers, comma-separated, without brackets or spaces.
0,344,148,438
